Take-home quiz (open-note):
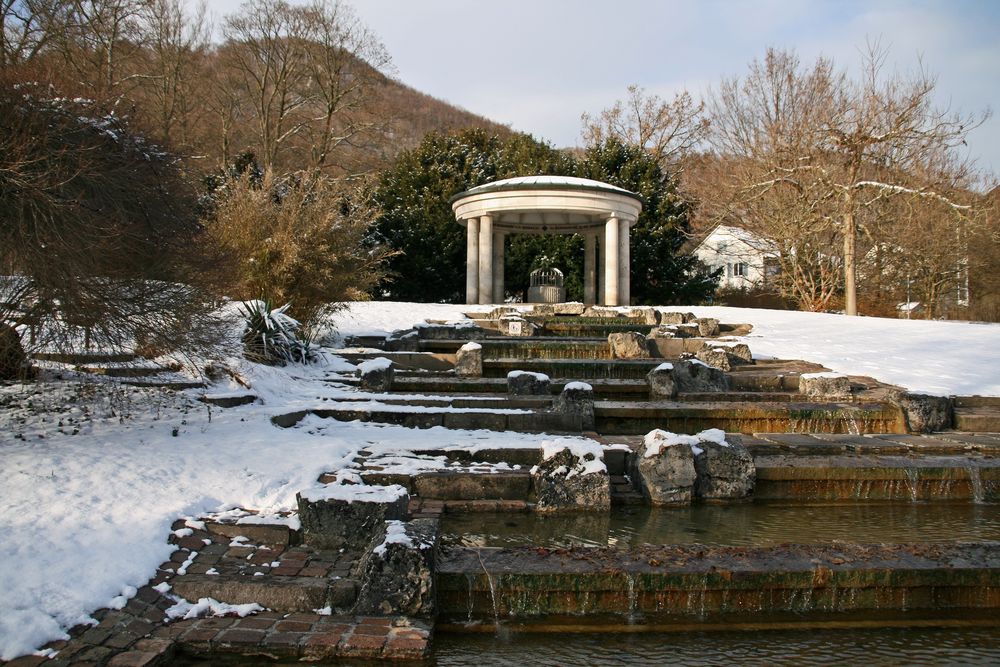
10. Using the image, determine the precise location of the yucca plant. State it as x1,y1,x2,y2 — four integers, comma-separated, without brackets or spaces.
240,299,314,365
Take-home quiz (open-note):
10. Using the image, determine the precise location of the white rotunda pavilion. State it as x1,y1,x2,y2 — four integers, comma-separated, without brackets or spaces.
450,176,643,306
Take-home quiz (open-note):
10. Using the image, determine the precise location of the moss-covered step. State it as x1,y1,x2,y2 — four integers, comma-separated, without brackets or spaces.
436,542,1000,625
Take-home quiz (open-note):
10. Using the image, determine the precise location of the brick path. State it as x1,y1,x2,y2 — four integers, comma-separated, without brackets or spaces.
2,513,431,665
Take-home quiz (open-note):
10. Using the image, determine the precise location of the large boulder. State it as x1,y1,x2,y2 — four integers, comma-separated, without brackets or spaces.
454,341,483,377
297,483,409,551
692,435,756,500
608,332,649,359
531,441,610,512
354,519,437,617
633,430,698,505
647,362,677,399
672,359,731,393
552,381,595,430
357,357,394,392
799,372,852,400
507,370,550,396
893,392,953,433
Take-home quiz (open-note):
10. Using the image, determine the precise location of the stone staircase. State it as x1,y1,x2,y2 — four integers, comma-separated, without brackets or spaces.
31,350,205,389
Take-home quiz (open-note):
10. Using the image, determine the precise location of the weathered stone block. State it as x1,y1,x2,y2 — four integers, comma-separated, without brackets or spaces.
799,372,852,400
171,575,328,613
608,332,649,359
498,315,536,337
552,381,595,430
626,307,660,325
634,430,697,505
648,325,676,339
647,363,677,399
507,370,550,395
583,306,622,319
552,302,586,315
695,347,732,371
893,392,953,433
710,342,753,363
385,330,420,352
660,311,696,325
532,444,610,512
454,341,482,377
488,306,520,320
693,437,756,500
414,322,484,340
297,484,409,551
357,358,394,392
672,359,731,393
695,317,720,337
355,519,438,617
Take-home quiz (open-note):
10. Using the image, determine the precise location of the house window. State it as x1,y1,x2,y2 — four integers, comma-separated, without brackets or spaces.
732,262,748,277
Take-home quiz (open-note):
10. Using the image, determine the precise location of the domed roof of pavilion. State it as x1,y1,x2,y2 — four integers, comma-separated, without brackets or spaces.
450,175,641,203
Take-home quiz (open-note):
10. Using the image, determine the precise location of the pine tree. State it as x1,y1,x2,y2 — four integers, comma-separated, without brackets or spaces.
577,139,719,305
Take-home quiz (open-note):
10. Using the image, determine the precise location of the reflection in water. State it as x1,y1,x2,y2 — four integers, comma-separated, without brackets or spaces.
441,501,1000,549
434,626,1000,666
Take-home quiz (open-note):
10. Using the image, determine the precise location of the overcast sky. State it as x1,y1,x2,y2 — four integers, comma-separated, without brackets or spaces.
204,0,1000,177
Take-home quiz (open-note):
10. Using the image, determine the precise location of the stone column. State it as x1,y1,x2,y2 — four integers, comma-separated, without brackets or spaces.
618,218,630,306
492,230,505,303
604,216,619,306
584,232,597,305
465,217,479,304
478,214,493,305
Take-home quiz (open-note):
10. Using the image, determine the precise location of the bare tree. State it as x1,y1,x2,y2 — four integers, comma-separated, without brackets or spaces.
299,0,390,171
0,77,215,368
134,0,209,150
221,0,314,171
1,0,74,68
582,84,708,171
704,46,986,315
699,50,845,311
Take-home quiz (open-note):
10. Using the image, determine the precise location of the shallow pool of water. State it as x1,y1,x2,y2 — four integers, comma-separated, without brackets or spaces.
434,625,1000,666
440,501,1000,549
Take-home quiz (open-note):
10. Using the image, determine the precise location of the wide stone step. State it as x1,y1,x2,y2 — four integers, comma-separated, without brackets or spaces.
436,542,1000,626
955,408,1000,433
350,374,651,399
594,400,905,435
753,454,1000,501
78,363,169,377
954,396,1000,408
33,351,136,364
272,407,583,433
483,358,662,380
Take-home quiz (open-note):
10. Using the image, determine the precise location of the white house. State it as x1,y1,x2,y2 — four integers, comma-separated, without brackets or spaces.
693,224,777,290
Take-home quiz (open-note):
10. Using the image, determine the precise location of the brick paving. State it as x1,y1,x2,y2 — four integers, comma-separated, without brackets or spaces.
2,511,430,665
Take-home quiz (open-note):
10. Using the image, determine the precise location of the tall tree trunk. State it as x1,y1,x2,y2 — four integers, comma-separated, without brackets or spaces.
843,189,858,316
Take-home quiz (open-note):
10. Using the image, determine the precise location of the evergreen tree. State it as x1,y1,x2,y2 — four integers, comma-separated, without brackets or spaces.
576,138,719,305
369,129,574,302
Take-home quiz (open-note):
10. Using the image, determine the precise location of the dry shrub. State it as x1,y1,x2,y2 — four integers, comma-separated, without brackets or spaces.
205,171,394,324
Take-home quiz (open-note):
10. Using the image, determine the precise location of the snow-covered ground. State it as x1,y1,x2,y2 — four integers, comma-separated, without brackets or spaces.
2,301,999,659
